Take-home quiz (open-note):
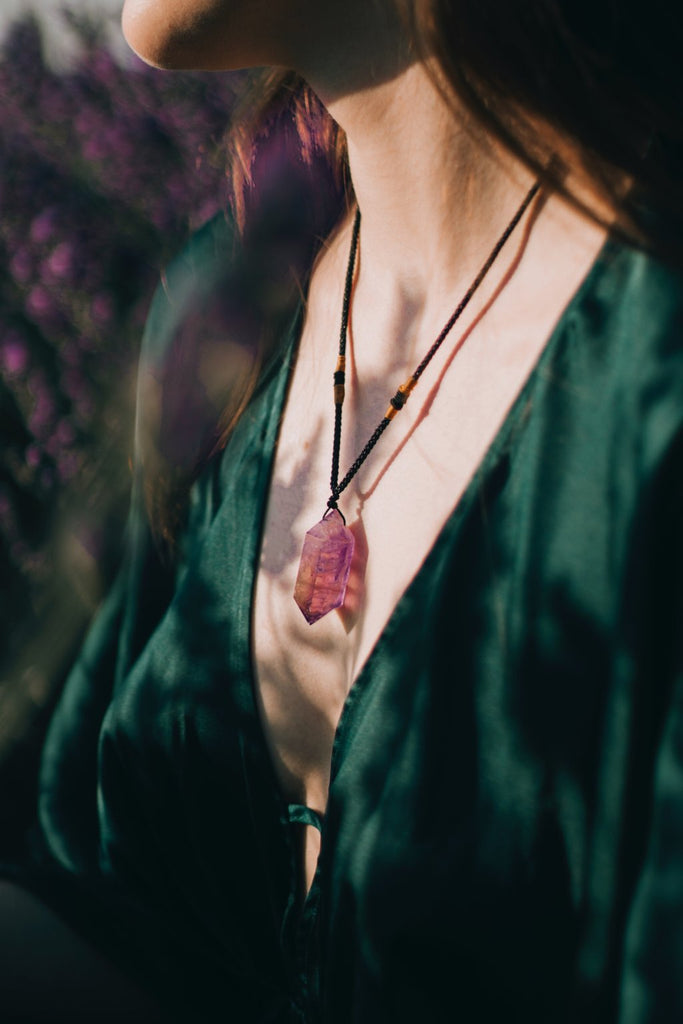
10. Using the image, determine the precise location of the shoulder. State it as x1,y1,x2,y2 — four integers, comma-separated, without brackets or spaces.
560,240,683,468
138,212,240,375
587,244,683,597
133,211,245,482
606,244,683,465
139,164,344,376
592,241,683,374
134,178,343,476
133,204,308,481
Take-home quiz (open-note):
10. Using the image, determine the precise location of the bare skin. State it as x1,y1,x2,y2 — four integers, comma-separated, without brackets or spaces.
123,0,610,896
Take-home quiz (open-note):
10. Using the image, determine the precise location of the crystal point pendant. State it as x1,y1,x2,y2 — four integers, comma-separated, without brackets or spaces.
293,509,355,625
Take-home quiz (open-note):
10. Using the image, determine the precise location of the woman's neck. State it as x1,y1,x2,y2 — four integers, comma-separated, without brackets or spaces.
329,62,533,299
293,7,604,377
300,55,536,371
292,4,536,330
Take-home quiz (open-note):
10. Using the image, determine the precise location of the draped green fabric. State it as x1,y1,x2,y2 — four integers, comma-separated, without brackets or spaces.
28,214,683,1022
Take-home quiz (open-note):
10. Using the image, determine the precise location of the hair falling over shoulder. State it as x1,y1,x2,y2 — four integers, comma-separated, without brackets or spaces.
226,67,350,233
143,72,348,551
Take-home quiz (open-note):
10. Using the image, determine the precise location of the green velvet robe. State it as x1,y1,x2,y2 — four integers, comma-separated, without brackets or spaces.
21,213,683,1021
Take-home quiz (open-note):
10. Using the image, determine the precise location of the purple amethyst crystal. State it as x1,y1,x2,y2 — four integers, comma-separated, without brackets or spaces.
293,509,355,625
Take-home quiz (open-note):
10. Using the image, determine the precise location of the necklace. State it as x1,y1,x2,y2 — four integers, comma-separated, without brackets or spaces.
293,181,540,624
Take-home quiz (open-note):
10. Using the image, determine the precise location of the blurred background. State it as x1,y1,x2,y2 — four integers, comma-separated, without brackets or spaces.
0,0,241,854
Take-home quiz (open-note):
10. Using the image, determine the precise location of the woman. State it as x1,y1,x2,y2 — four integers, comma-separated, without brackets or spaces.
1,0,681,1020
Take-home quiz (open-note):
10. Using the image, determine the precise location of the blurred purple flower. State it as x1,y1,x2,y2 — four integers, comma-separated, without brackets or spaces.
9,248,34,285
57,451,81,482
26,284,56,322
91,292,115,325
28,390,56,437
83,136,109,161
55,418,76,445
25,444,42,469
61,368,90,403
1,333,29,376
45,241,75,280
29,207,59,245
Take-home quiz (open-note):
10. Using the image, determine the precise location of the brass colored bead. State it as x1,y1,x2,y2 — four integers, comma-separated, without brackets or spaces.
334,384,346,404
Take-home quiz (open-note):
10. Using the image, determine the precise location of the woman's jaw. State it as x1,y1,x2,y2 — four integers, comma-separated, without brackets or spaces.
120,0,412,99
121,0,302,71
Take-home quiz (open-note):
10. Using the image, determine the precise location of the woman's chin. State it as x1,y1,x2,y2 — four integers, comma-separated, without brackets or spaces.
120,1,175,68
121,0,211,70
120,0,275,71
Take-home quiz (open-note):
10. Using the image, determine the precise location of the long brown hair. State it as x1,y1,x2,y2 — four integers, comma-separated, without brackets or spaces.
408,0,683,260
144,0,683,547
140,69,347,548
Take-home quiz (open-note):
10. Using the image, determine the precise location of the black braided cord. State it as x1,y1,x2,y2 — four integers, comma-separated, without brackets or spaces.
329,209,362,516
326,181,540,514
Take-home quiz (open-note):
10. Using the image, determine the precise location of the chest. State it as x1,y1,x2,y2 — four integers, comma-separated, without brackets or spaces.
249,218,608,820
251,308,553,814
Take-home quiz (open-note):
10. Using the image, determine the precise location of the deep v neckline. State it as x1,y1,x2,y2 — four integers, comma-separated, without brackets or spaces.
240,235,617,811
